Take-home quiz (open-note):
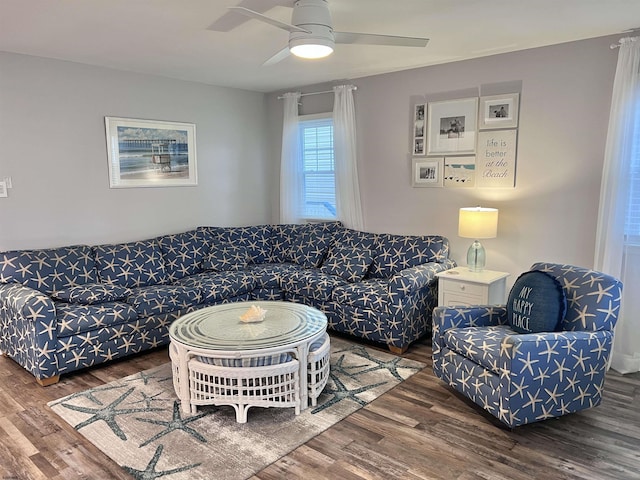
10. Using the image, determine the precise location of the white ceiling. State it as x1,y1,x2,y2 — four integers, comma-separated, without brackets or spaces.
1,0,639,93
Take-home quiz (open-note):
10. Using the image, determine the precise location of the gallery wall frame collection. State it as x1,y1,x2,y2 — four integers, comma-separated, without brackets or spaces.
410,92,519,189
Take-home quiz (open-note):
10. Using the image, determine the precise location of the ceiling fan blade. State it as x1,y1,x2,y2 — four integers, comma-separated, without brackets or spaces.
229,7,310,34
207,0,289,32
263,46,291,66
335,31,429,48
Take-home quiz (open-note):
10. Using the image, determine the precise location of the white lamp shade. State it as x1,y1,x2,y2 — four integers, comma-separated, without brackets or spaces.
458,207,499,239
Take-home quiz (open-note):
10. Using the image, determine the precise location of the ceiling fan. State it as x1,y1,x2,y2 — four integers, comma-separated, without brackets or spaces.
208,0,429,65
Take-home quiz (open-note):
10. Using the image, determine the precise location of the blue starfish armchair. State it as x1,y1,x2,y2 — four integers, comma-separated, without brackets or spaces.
432,262,622,428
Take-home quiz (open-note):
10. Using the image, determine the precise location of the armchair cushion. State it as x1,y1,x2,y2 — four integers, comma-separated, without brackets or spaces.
51,283,129,305
320,245,374,282
507,270,566,334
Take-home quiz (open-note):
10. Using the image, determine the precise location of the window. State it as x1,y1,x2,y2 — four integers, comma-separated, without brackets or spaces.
624,98,640,244
299,114,336,220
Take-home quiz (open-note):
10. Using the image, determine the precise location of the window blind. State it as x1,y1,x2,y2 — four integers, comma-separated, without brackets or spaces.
299,116,336,220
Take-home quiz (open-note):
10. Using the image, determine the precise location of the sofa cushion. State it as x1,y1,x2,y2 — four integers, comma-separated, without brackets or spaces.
175,271,255,304
95,240,168,288
202,244,249,272
270,224,305,263
126,285,202,317
52,283,129,305
157,229,210,282
443,325,519,375
281,269,347,301
320,245,374,282
370,234,449,278
0,245,97,295
55,301,138,337
332,280,389,310
248,263,300,289
203,225,273,265
331,227,377,251
507,271,567,334
271,222,341,268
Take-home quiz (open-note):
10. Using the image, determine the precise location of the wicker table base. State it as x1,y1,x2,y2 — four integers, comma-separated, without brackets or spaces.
169,301,329,423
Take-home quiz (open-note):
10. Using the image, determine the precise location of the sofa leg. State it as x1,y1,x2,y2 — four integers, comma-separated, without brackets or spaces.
388,345,408,355
36,375,60,387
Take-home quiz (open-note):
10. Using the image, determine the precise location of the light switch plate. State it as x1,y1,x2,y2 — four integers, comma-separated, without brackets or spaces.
0,181,7,198
3,177,11,189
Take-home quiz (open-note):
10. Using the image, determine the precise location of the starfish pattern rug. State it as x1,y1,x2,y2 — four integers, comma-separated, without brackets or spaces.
48,337,425,480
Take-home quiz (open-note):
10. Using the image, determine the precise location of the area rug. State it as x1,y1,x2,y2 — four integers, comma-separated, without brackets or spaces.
48,337,425,480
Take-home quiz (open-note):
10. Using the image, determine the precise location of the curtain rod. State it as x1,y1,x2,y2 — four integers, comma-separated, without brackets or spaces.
611,30,640,49
277,85,357,100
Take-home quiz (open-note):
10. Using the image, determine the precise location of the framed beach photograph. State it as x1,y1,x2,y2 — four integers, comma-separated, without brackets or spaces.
479,93,519,130
444,156,476,188
105,117,197,188
412,103,426,156
412,157,443,187
427,97,478,155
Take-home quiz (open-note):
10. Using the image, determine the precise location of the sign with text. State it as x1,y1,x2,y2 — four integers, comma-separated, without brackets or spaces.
477,129,517,188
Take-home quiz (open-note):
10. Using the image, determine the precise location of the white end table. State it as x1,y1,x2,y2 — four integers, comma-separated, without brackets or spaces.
436,266,509,306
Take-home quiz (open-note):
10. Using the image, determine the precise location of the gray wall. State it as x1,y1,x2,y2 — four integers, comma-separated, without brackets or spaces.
266,35,618,287
0,52,270,251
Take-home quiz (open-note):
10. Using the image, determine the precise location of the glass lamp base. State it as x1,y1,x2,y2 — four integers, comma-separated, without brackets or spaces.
466,240,486,272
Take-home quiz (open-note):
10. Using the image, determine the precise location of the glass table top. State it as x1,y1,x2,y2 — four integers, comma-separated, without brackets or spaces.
169,301,327,351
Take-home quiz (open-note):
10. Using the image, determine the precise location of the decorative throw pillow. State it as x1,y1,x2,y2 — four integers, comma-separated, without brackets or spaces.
507,270,567,334
202,244,249,272
52,283,129,305
320,245,374,283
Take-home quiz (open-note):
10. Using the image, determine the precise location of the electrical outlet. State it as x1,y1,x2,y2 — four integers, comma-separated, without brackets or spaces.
0,181,7,198
3,177,12,189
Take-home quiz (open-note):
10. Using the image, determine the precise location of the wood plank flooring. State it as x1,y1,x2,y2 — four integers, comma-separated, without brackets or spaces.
1,335,639,480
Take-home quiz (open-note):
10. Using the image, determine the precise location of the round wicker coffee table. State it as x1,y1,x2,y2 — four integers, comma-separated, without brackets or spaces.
169,301,328,423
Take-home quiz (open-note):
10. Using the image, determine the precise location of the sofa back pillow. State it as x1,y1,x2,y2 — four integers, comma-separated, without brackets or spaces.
203,225,273,265
507,270,567,334
271,222,342,268
95,240,168,288
370,234,449,278
157,229,210,282
0,245,97,295
320,244,374,282
202,244,250,271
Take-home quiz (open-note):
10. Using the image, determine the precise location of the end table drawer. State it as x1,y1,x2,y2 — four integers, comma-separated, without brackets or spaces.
441,281,485,297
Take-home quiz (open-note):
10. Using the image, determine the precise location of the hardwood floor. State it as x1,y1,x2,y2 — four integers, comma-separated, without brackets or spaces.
1,336,639,480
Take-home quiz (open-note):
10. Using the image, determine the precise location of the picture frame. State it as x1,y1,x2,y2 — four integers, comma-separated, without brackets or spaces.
444,156,476,188
479,93,519,130
412,103,426,156
427,97,478,155
412,158,443,187
105,117,197,188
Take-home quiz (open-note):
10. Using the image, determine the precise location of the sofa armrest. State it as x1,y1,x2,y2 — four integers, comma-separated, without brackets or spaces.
388,259,456,300
0,283,59,380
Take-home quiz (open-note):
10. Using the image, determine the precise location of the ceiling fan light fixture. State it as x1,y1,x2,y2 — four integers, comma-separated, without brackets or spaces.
290,40,334,59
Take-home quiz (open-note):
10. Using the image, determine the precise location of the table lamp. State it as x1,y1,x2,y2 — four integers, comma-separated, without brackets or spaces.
458,207,499,272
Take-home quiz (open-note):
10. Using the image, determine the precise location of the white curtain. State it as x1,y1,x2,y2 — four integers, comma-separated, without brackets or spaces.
594,37,640,374
333,85,364,230
279,92,302,224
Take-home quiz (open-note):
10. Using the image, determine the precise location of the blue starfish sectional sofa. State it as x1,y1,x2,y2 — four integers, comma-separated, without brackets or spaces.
0,222,454,385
